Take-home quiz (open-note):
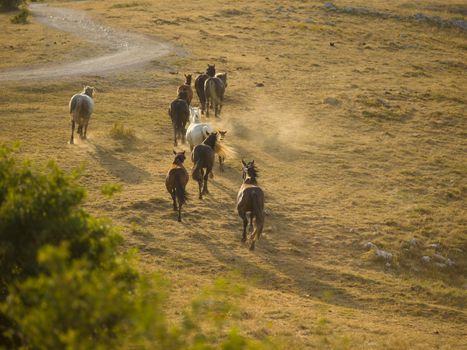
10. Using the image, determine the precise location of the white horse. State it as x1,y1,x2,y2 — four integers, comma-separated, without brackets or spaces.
186,107,215,151
186,106,234,171
69,86,94,144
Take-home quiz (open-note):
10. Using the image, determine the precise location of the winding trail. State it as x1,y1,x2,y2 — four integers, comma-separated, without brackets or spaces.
0,3,173,81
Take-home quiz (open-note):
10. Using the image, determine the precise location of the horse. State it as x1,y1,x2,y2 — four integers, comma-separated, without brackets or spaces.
186,106,215,151
168,91,190,146
185,110,234,171
236,160,265,250
177,74,193,105
69,86,94,144
165,150,189,222
215,72,228,88
194,64,215,115
204,75,226,118
191,132,217,199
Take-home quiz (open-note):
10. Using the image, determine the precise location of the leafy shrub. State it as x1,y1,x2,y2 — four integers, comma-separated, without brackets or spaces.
0,0,21,11
0,144,278,349
109,122,136,141
0,144,119,298
10,5,29,24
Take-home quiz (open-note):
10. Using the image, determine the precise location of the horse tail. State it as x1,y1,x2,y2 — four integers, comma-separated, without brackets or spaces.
174,173,187,206
191,158,202,182
251,191,264,241
195,76,206,105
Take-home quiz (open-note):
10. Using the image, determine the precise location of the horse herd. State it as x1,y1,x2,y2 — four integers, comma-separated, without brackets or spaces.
68,64,264,250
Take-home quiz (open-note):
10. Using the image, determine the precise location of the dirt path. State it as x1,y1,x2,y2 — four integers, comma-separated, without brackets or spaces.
0,3,173,81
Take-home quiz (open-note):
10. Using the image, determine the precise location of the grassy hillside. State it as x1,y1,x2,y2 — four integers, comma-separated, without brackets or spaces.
0,0,466,348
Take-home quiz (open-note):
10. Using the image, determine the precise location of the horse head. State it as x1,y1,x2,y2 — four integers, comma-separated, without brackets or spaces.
218,130,227,141
189,107,201,123
177,90,188,102
206,64,216,77
83,86,95,97
241,159,258,182
216,73,228,88
184,74,192,85
172,150,186,165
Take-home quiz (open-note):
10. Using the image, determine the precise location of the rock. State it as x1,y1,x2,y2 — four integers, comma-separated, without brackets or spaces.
323,2,337,11
421,256,431,263
427,243,440,250
324,97,340,106
446,259,455,267
364,242,378,250
375,249,392,261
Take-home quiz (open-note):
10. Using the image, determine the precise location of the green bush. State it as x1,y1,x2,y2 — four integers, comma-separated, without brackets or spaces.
0,144,119,298
0,144,278,349
0,0,22,11
10,5,29,24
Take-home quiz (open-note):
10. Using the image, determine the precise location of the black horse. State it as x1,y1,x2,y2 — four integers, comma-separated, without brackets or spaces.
168,91,190,146
194,64,215,115
191,132,217,199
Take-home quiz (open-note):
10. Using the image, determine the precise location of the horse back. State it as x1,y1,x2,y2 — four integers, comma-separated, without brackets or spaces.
169,99,189,124
69,93,93,120
237,185,264,212
192,144,214,166
195,74,208,99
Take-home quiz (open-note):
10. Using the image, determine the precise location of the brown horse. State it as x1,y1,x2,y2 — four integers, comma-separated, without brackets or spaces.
177,74,193,105
194,64,215,115
165,150,189,222
204,75,225,118
69,86,94,144
236,160,265,250
168,91,190,146
191,132,217,199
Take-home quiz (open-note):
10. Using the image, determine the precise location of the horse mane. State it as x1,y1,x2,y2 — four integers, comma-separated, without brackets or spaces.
214,140,237,159
202,133,217,149
83,86,94,97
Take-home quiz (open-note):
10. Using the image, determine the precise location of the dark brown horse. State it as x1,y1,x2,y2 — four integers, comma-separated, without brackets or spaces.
165,150,189,222
194,64,215,115
168,91,190,146
177,74,193,105
236,160,264,250
204,74,226,118
191,132,217,199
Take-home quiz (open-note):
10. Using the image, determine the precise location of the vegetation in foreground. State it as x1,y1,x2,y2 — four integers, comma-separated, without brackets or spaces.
0,144,277,350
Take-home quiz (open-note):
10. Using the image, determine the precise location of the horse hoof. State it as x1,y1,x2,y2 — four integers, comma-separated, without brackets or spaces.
178,218,182,222
241,237,246,243
249,244,255,251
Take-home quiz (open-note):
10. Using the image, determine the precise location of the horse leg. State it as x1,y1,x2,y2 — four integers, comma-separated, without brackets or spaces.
171,188,177,211
173,125,178,146
197,168,204,199
202,169,210,195
219,156,224,172
70,120,75,144
83,121,88,140
178,202,182,222
182,127,186,144
239,211,248,243
249,212,254,233
205,98,210,117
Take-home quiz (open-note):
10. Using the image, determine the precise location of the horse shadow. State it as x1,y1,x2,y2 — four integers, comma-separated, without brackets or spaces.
92,144,151,184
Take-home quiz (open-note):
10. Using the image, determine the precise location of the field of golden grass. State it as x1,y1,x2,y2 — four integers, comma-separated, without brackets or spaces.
0,0,466,348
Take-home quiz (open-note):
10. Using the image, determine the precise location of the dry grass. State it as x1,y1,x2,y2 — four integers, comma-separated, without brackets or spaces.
0,0,466,348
